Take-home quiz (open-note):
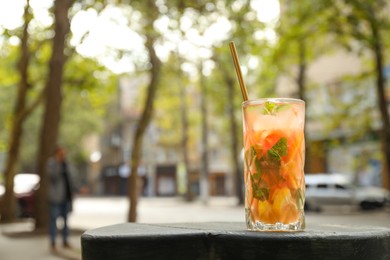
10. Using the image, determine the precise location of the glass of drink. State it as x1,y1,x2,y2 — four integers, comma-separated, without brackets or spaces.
242,98,305,231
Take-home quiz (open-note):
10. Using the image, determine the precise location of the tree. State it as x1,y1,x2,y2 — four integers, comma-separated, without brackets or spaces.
128,0,162,222
34,0,75,230
211,0,269,205
167,1,213,202
154,54,195,200
198,62,210,203
0,0,114,222
179,65,193,201
0,0,44,223
214,47,244,205
274,0,329,172
323,0,390,187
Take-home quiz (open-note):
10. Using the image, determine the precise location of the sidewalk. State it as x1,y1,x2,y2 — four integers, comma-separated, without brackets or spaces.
1,196,389,260
0,196,242,260
0,220,82,260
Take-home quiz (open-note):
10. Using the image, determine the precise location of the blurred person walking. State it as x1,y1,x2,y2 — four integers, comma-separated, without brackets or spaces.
47,147,73,251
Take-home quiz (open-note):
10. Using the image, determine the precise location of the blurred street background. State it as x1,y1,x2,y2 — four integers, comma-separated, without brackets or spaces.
1,0,390,259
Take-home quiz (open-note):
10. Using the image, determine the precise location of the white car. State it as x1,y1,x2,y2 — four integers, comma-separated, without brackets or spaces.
0,173,40,217
305,173,389,211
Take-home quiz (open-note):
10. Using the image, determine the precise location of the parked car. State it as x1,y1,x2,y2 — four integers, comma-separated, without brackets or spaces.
0,173,40,218
0,184,4,198
305,173,389,211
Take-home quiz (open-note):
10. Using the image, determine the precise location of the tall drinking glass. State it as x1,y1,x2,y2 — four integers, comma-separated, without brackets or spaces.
242,98,305,231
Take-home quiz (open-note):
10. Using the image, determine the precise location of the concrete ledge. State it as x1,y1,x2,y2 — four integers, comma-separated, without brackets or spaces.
81,222,390,260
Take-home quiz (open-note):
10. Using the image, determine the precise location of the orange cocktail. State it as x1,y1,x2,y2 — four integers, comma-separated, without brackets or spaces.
242,98,305,231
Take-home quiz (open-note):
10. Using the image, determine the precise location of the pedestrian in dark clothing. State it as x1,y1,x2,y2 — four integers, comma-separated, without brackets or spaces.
47,147,73,251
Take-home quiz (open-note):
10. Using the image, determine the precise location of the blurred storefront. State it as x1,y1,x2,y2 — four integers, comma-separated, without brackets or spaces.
155,165,176,196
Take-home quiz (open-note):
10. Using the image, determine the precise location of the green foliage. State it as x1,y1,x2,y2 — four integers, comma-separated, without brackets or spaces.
273,0,334,82
0,42,19,153
0,42,117,170
61,55,117,164
154,54,189,147
5,0,387,182
0,44,19,87
0,85,15,152
324,0,390,50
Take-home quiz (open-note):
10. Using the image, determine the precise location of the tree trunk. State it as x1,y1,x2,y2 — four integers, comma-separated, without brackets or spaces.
179,71,193,201
370,22,390,189
199,63,209,204
297,41,306,103
128,32,161,222
218,53,244,205
0,0,32,223
296,41,310,173
226,74,244,205
34,0,74,231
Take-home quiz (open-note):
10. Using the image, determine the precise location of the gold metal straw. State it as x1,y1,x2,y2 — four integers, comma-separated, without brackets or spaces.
229,41,249,101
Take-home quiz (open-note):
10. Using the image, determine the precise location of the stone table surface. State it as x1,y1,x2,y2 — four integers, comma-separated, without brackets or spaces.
81,222,390,260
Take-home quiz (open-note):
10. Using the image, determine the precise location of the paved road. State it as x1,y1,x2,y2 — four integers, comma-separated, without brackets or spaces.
69,196,244,230
69,196,390,229
1,196,389,260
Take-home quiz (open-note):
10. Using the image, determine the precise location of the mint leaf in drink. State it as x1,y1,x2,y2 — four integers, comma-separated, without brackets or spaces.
247,137,288,201
252,173,261,181
250,174,269,200
268,137,288,159
263,101,290,115
252,185,269,201
263,101,277,115
263,137,288,178
245,146,257,172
